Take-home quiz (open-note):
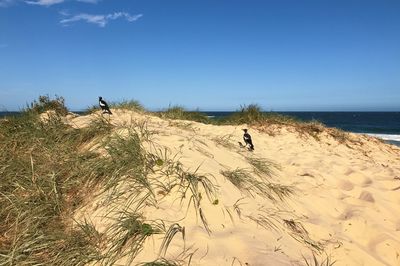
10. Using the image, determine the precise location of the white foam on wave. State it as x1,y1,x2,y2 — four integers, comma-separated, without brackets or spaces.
363,133,400,142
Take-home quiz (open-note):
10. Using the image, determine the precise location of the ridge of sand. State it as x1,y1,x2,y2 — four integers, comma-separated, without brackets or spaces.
68,109,400,266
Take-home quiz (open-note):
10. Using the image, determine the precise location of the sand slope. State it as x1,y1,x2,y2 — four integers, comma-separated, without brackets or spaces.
69,110,400,266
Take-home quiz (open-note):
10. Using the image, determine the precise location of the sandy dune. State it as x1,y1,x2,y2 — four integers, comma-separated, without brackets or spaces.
68,109,400,266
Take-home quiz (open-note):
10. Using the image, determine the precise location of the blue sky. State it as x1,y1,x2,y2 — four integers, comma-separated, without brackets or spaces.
1,0,399,111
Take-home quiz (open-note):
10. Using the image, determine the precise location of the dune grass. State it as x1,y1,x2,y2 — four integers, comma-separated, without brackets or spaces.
212,134,236,150
0,97,178,265
104,211,163,265
176,170,218,235
220,168,256,195
26,94,69,115
220,168,287,201
217,104,265,125
80,115,114,143
246,157,280,178
284,219,324,253
110,99,145,112
0,110,107,265
157,106,210,124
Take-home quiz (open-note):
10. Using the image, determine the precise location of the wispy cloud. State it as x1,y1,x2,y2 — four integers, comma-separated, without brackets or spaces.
0,0,16,7
60,12,143,27
25,0,100,6
76,0,100,3
1,0,99,7
25,0,64,6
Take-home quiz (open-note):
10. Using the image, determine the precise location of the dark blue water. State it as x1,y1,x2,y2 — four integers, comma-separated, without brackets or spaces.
204,112,400,133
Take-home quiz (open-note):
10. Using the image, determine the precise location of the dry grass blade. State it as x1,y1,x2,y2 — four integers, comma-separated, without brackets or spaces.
302,252,336,266
212,134,236,150
246,157,280,178
159,223,185,257
104,211,163,265
247,212,281,232
220,168,257,197
284,219,324,253
266,183,294,201
176,168,218,234
221,168,290,201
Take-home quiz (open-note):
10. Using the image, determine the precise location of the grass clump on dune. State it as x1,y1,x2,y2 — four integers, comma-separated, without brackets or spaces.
246,157,280,178
221,167,293,202
26,94,69,115
220,168,272,199
219,104,265,125
101,130,156,200
110,99,145,112
104,211,163,265
158,106,210,124
86,99,145,114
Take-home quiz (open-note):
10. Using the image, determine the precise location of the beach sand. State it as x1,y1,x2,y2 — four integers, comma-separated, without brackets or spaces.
68,109,400,265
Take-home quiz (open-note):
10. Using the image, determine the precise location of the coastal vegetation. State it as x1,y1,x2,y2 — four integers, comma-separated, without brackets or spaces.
2,96,390,265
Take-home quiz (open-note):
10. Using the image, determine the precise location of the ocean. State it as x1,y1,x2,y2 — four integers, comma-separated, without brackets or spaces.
1,111,399,146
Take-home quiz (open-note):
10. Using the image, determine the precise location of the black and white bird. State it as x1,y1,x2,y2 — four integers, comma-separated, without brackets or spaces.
99,96,112,114
242,129,254,151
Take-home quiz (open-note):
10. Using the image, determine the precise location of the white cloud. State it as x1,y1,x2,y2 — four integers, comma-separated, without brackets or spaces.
59,9,69,16
60,12,143,27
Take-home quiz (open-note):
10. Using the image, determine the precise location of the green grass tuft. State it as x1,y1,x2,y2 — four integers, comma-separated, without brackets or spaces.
219,104,265,125
158,106,210,124
25,95,69,115
110,99,145,112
